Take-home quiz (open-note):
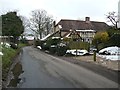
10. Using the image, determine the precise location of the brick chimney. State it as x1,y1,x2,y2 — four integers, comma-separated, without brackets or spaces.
85,17,90,23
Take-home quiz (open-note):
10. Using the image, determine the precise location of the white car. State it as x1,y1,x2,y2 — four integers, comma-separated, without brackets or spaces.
66,49,88,56
37,46,42,50
99,46,120,55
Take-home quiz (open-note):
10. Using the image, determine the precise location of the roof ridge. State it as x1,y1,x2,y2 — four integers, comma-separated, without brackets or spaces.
91,21,106,23
60,19,106,23
60,19,83,21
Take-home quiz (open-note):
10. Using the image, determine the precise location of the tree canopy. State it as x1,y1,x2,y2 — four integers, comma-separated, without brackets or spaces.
2,11,24,37
106,11,118,29
92,31,109,49
30,9,54,39
93,32,109,44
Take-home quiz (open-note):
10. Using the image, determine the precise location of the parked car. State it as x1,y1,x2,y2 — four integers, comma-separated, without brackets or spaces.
99,46,119,55
99,50,111,55
66,49,88,56
89,46,97,54
37,46,42,50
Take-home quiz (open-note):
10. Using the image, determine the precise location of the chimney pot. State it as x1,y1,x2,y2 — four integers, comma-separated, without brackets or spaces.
85,17,90,23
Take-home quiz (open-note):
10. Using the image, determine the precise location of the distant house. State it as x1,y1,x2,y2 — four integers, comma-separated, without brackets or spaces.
25,36,34,45
0,36,15,44
53,17,110,43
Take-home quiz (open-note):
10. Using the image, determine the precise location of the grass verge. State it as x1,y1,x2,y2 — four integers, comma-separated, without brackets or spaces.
2,43,26,81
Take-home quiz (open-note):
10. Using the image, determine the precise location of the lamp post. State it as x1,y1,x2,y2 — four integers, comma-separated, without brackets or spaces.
93,48,97,61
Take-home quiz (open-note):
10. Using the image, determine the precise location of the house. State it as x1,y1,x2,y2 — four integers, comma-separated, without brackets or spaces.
20,32,35,45
118,0,120,28
24,35,35,45
53,17,110,43
0,36,15,44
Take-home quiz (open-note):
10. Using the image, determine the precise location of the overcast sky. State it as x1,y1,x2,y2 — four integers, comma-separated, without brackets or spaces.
0,0,119,24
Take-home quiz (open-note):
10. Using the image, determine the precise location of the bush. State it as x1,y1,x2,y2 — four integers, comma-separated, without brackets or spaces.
69,41,90,51
56,45,68,56
41,38,68,56
20,38,27,44
35,40,40,46
97,33,120,51
42,38,61,51
49,46,57,54
34,40,46,49
48,43,68,56
10,43,18,49
107,34,120,47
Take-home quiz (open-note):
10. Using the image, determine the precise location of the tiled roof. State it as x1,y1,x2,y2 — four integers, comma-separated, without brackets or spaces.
56,19,110,31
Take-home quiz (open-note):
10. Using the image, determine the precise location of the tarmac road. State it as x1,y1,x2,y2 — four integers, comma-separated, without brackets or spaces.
18,46,118,88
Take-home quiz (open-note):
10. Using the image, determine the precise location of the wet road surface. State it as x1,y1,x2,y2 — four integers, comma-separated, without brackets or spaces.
18,46,118,88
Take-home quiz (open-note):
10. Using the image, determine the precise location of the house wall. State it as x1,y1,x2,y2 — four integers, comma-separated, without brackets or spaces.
55,25,60,32
78,31,95,44
61,31,68,37
0,36,11,43
79,32,95,38
61,30,95,44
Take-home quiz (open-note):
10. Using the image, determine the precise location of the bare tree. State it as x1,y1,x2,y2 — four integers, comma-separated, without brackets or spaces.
44,16,54,35
20,16,30,29
106,11,118,29
30,9,53,40
20,16,34,41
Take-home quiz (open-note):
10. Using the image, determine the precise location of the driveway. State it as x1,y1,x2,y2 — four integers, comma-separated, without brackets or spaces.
18,46,118,88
